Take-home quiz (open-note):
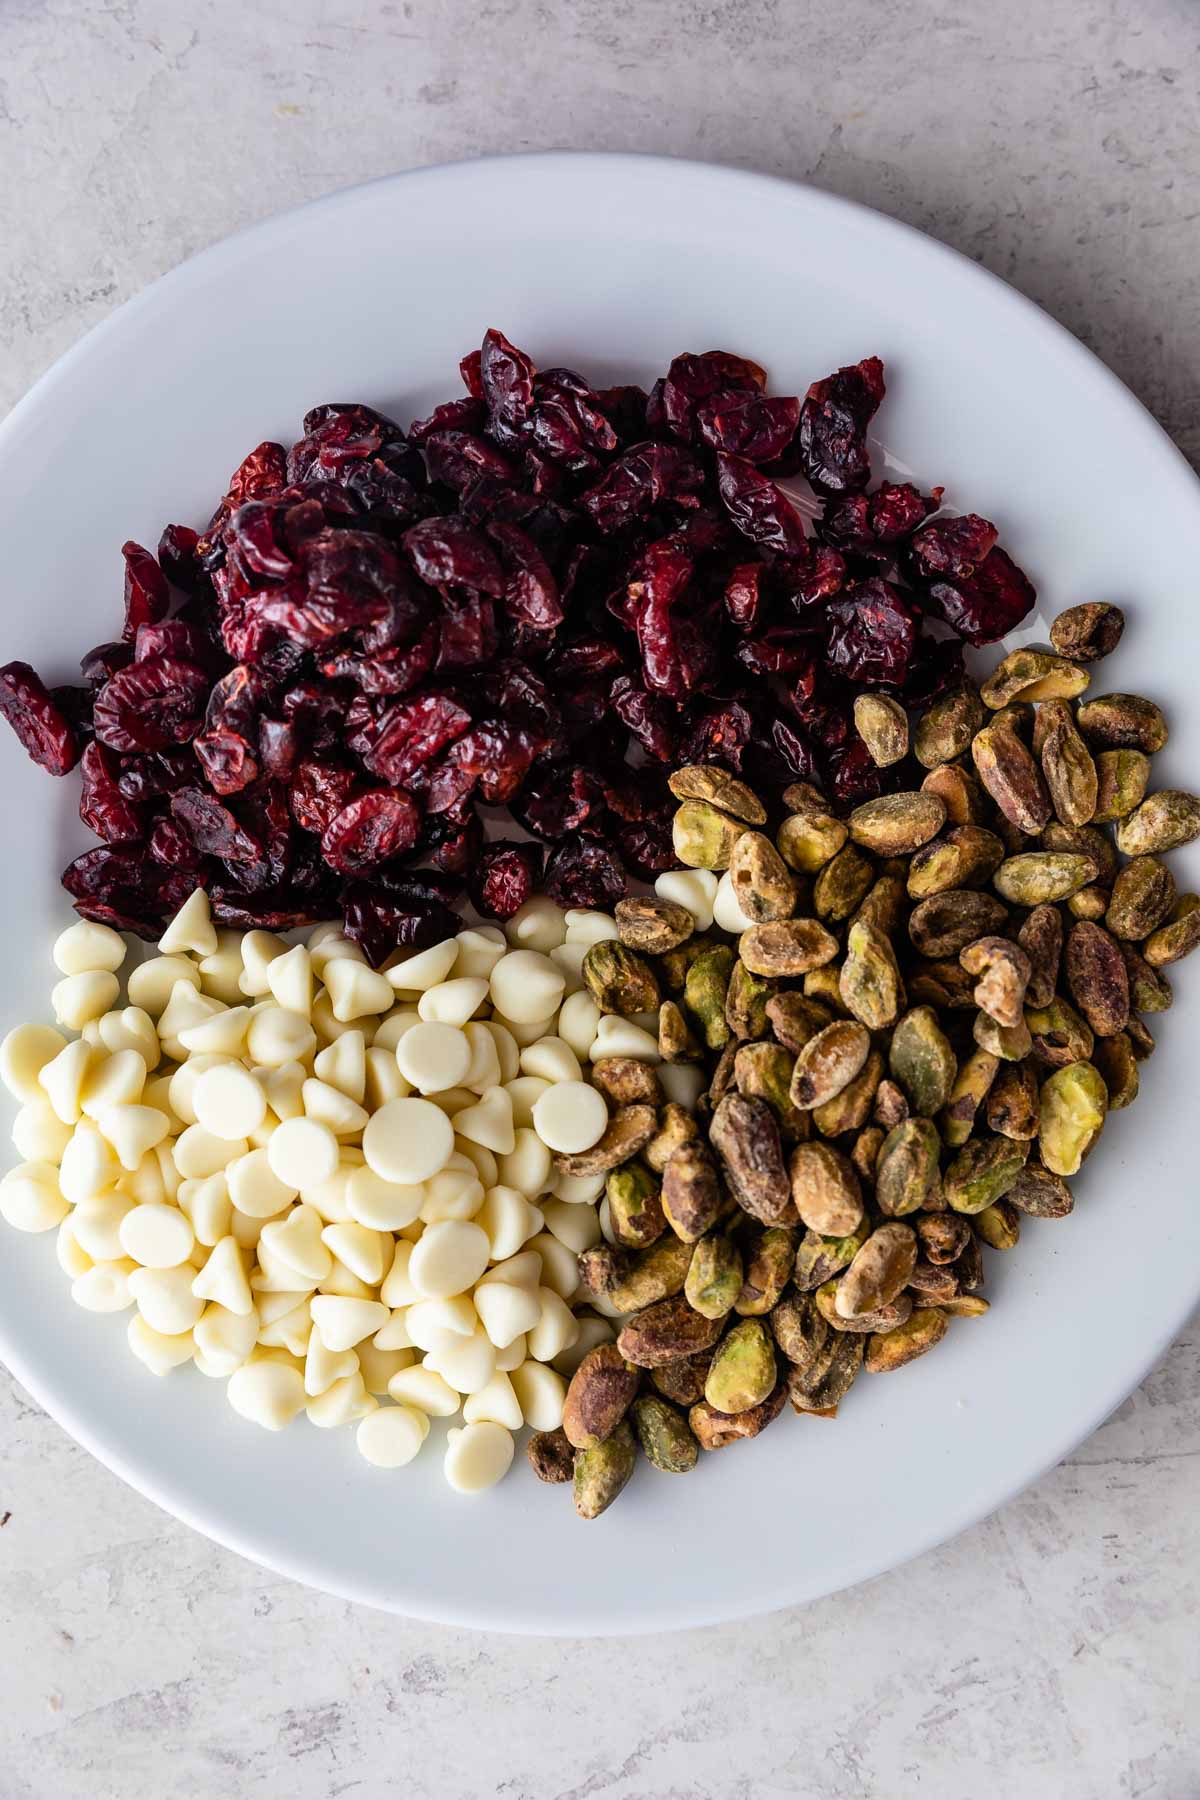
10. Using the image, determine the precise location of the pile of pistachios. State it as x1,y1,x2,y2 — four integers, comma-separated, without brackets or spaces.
528,600,1200,1519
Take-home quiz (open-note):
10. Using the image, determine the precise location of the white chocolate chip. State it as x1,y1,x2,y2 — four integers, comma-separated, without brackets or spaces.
313,1030,366,1103
556,992,601,1062
385,939,459,993
462,1370,522,1429
396,1021,472,1094
417,975,489,1027
12,1100,72,1165
489,950,565,1025
563,908,620,947
713,868,758,934
475,1185,542,1261
37,1039,97,1123
267,1117,339,1190
238,930,288,997
509,1360,567,1431
307,1371,377,1428
191,1064,266,1140
443,1421,514,1493
527,1231,580,1302
227,1357,306,1427
71,1260,137,1313
539,1197,602,1254
193,1303,258,1374
363,1097,454,1185
473,1280,541,1349
54,919,127,976
265,943,313,1016
505,1075,550,1129
504,896,567,954
655,867,719,931
119,1201,194,1269
246,1006,317,1068
356,1405,429,1467
346,1166,423,1231
191,1236,254,1315
158,888,218,958
128,1264,205,1335
127,1314,194,1375
453,926,507,980
51,970,120,1030
590,1015,660,1063
323,959,395,1022
308,1295,389,1351
426,1327,497,1395
531,1080,608,1155
452,1086,516,1155
387,1364,460,1417
409,1219,490,1299
496,1127,552,1198
526,1287,580,1362
0,1162,69,1233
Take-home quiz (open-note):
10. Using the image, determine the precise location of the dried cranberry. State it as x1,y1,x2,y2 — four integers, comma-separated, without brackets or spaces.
594,384,650,441
288,405,403,484
289,759,360,835
680,698,754,769
61,844,194,938
322,624,438,696
543,840,625,908
148,814,206,872
617,814,677,880
359,692,473,786
724,564,764,628
158,524,201,591
469,841,542,920
715,454,808,556
577,443,705,535
797,357,885,495
660,350,765,440
920,547,1036,646
228,441,288,505
409,397,486,443
417,803,483,877
193,665,265,795
460,350,484,398
736,629,820,679
257,717,300,781
0,662,81,775
743,714,820,791
117,750,194,801
486,521,562,630
78,740,143,842
424,430,515,491
210,891,322,932
170,787,262,862
120,541,170,642
908,513,998,582
437,720,538,807
827,736,886,806
321,789,421,875
435,592,498,670
341,883,460,966
628,541,717,700
92,656,210,754
905,635,967,707
695,392,800,463
134,620,215,667
81,641,135,688
402,518,505,597
528,382,618,475
825,579,919,686
479,329,537,450
511,760,608,840
611,674,677,762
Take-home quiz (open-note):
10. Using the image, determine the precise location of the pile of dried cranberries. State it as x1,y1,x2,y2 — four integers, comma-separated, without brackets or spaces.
0,332,1036,959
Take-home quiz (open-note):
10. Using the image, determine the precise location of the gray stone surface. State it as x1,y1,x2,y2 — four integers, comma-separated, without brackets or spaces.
1,2,1198,1795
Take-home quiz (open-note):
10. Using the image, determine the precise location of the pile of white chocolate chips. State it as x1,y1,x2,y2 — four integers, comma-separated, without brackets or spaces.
0,874,719,1492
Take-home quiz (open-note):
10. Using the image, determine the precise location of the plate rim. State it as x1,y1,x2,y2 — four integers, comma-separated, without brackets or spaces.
2,149,1198,1636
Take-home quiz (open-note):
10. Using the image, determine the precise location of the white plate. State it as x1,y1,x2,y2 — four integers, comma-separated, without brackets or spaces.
1,154,1198,1635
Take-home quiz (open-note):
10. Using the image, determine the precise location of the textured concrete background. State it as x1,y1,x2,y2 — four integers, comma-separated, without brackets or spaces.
2,2,1199,1796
